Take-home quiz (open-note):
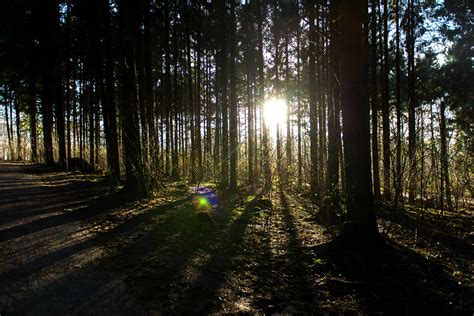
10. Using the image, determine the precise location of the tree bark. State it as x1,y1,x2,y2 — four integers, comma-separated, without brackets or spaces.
339,0,378,242
118,0,147,196
381,0,391,200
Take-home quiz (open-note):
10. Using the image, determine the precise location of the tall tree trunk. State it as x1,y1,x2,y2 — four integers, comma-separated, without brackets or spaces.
184,1,196,182
394,0,402,207
296,21,302,187
219,0,229,188
144,0,156,184
29,75,38,162
257,0,271,192
55,62,66,169
14,92,22,161
407,0,416,204
229,0,238,190
285,35,291,172
327,0,341,208
195,6,203,182
440,102,452,210
370,0,381,200
5,92,14,160
88,80,95,165
307,0,319,198
381,0,391,200
339,0,378,241
39,0,56,165
118,0,147,196
172,4,180,178
100,0,120,186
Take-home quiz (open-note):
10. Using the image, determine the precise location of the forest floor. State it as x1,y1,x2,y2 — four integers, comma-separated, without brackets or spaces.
0,161,472,315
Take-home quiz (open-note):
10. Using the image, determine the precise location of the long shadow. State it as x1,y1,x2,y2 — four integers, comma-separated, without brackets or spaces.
93,193,256,314
312,238,473,314
377,208,473,261
169,195,256,314
269,191,319,312
0,192,139,242
1,198,188,313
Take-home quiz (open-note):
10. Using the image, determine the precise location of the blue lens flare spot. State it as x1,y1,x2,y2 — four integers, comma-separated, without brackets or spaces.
191,187,219,212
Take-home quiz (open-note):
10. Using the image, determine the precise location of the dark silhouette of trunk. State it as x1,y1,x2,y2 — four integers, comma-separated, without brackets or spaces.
99,0,120,186
339,0,379,242
440,102,452,211
327,0,341,213
14,93,22,161
381,0,391,200
162,1,172,177
307,0,319,197
296,21,302,186
407,0,416,203
39,0,56,165
195,6,203,182
143,0,156,184
184,1,196,182
136,5,148,170
371,0,381,200
65,0,71,163
219,0,229,188
394,0,402,207
285,35,291,170
229,0,238,190
247,67,254,183
118,0,147,196
257,0,271,192
5,92,14,160
273,3,282,185
88,80,95,166
55,62,66,169
29,75,38,162
171,4,179,178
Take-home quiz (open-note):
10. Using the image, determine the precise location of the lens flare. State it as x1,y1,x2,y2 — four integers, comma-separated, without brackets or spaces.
191,187,219,213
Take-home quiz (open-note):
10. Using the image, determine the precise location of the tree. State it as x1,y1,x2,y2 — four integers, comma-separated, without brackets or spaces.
229,0,238,190
118,0,147,196
339,0,379,242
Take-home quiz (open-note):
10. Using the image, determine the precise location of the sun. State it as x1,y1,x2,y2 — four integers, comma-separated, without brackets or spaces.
263,98,287,130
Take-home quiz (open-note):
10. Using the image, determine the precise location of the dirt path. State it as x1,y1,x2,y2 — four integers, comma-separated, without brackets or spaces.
0,162,130,314
0,162,472,315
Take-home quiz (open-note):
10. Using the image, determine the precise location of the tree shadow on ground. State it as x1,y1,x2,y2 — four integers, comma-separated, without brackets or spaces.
0,192,136,242
248,191,319,313
311,238,473,314
377,207,473,260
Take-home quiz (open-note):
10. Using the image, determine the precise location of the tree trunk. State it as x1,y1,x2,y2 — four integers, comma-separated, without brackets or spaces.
256,0,271,192
229,0,238,190
327,0,341,209
394,0,402,207
307,0,319,197
381,0,391,200
100,0,120,186
440,102,452,210
14,92,22,161
407,0,416,204
219,0,229,188
29,75,38,162
118,0,147,196
339,0,379,243
371,0,381,200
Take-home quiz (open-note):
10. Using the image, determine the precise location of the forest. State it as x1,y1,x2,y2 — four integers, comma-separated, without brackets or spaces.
0,0,472,314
